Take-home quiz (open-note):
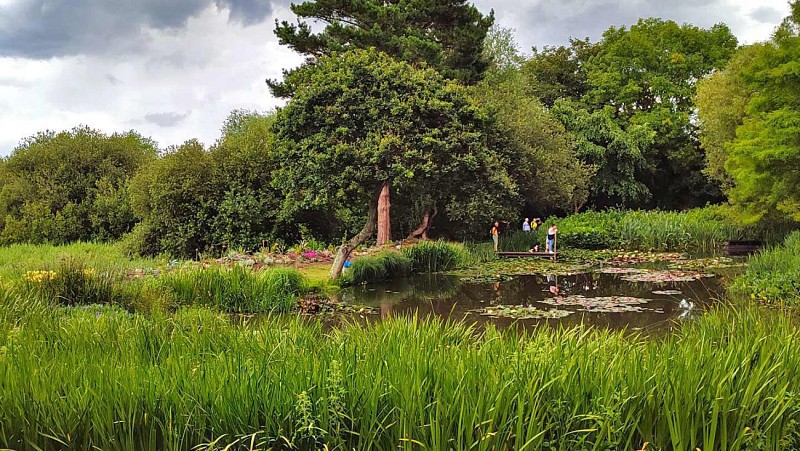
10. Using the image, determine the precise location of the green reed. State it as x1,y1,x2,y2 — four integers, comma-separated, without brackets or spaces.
159,266,307,313
539,207,795,254
403,240,468,272
341,251,412,286
0,299,798,451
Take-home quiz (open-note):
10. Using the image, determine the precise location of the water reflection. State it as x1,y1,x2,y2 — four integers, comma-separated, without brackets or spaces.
341,270,725,333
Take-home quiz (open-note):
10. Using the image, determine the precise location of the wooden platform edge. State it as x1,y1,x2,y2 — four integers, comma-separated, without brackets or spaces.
497,252,558,260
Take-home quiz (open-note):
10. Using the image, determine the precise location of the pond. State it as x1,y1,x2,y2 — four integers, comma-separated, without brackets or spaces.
337,261,734,334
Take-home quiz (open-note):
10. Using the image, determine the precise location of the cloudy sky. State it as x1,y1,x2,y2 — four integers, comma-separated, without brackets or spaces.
0,0,791,156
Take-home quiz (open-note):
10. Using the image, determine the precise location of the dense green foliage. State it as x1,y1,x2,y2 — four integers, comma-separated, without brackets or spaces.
0,127,156,245
272,0,493,89
524,20,737,209
696,3,800,222
732,231,800,304
273,49,517,239
340,252,412,285
471,60,594,214
0,299,798,450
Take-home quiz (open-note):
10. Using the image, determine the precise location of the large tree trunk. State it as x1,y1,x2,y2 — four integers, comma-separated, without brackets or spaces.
407,206,437,240
376,180,391,246
330,185,382,280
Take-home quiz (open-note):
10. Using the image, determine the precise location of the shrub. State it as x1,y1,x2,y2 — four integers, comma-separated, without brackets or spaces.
403,241,467,272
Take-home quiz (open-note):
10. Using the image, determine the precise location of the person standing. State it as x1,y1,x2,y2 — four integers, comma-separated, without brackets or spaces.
547,223,558,253
522,218,531,233
491,221,500,252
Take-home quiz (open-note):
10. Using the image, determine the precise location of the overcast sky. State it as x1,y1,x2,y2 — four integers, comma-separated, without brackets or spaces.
0,0,791,156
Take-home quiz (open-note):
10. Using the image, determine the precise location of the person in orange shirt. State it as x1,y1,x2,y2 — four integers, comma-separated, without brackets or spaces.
490,221,500,252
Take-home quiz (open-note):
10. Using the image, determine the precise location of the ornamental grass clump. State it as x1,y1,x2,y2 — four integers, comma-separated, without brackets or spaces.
403,240,468,272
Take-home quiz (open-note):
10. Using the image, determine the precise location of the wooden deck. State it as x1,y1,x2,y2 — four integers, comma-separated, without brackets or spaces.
497,251,558,260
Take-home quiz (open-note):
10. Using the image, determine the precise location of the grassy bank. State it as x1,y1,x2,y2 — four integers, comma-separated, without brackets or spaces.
0,297,797,450
0,242,165,283
732,231,800,304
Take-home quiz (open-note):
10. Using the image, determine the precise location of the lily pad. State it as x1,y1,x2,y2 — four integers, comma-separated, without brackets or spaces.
595,267,649,274
652,290,683,295
620,270,715,283
668,257,745,271
541,295,655,313
474,305,573,319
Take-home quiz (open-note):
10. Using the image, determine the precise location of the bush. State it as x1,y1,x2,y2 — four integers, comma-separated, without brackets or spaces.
403,241,467,272
0,127,156,245
160,266,306,313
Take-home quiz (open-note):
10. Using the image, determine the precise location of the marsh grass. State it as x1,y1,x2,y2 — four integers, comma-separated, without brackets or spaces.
341,252,413,286
538,208,795,253
732,231,800,304
160,266,307,313
19,259,131,307
0,303,798,450
403,240,468,272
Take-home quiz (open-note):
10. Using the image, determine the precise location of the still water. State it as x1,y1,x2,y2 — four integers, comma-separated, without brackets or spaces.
339,269,727,333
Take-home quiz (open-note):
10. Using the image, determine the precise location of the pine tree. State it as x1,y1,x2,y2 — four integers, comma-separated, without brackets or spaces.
270,0,494,96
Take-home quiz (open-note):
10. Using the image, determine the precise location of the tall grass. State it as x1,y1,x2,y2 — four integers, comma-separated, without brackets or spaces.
731,231,800,304
160,266,307,313
538,207,796,253
18,259,131,307
0,304,798,450
0,241,165,282
341,252,412,285
403,240,468,272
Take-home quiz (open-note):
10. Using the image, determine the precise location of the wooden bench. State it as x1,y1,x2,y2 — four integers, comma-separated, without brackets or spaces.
497,251,558,261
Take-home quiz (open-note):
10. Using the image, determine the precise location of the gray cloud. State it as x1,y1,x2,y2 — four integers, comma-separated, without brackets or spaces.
750,6,784,24
475,0,759,51
144,112,191,128
0,0,282,59
105,74,122,86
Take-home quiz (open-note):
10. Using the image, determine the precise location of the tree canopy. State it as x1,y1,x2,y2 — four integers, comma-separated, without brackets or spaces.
0,127,156,245
272,49,517,274
522,19,738,209
271,0,494,94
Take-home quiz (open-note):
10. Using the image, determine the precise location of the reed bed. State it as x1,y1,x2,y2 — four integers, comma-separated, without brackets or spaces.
402,240,468,272
537,207,795,253
0,299,798,451
731,231,800,304
341,252,412,285
160,266,307,313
